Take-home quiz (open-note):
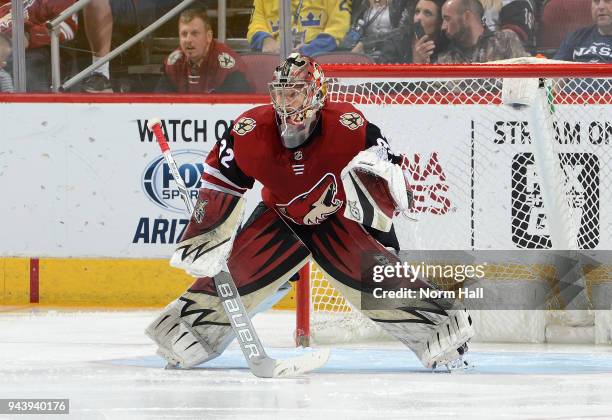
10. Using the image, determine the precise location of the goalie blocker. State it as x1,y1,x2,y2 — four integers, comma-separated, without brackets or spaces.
169,188,245,278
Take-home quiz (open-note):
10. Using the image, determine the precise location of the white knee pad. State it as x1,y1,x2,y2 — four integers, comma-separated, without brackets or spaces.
145,292,233,369
413,309,475,369
371,307,475,369
146,280,294,369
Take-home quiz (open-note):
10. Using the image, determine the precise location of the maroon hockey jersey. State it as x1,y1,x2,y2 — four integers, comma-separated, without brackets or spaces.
202,102,392,226
164,39,253,93
0,0,78,49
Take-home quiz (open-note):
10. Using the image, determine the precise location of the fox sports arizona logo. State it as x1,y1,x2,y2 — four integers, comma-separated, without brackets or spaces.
142,150,206,214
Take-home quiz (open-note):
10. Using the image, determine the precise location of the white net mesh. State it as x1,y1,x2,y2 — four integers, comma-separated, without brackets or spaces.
307,59,612,345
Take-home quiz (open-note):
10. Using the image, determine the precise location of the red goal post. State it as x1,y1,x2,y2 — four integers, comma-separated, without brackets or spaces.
295,59,612,347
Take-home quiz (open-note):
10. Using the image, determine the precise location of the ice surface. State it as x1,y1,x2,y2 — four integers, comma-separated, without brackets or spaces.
1,308,612,420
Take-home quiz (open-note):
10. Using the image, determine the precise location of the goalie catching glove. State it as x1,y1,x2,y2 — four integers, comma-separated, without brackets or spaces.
170,188,245,278
341,146,414,232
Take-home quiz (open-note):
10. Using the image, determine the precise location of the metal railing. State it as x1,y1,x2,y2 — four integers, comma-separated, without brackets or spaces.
47,0,232,92
10,0,27,91
47,0,92,92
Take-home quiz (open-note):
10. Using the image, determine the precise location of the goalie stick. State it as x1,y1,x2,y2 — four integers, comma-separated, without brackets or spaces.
147,118,330,378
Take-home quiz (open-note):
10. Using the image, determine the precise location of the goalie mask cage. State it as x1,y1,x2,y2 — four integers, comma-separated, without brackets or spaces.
295,58,612,347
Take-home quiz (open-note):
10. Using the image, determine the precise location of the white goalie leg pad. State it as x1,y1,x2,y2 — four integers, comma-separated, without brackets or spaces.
171,321,233,369
145,291,234,369
413,308,475,369
146,277,296,369
170,281,294,369
341,146,408,232
361,305,475,370
145,301,183,367
172,291,235,369
314,261,474,370
145,296,228,368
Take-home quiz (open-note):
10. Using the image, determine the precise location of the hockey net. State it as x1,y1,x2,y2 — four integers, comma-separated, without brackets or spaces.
296,58,612,346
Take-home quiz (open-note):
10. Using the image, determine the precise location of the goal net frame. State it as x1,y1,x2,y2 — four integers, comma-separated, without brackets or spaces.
294,59,612,347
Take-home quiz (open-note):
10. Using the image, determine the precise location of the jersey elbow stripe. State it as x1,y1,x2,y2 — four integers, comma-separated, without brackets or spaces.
200,180,245,197
202,172,248,194
203,163,248,191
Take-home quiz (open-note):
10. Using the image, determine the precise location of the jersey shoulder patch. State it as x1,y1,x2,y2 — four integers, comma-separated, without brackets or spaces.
167,50,184,65
339,112,364,130
232,117,256,136
218,52,236,69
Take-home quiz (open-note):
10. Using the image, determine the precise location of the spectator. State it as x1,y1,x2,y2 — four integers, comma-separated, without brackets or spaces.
411,0,448,62
0,32,13,92
340,0,412,63
246,0,351,57
554,0,612,63
0,0,78,91
81,0,215,92
479,0,536,50
156,8,253,93
437,0,528,63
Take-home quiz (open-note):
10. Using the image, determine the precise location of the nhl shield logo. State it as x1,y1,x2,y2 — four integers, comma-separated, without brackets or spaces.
218,52,235,69
339,112,364,130
233,117,256,136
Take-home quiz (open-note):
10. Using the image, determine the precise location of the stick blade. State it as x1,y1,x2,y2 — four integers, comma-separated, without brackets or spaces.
261,348,330,378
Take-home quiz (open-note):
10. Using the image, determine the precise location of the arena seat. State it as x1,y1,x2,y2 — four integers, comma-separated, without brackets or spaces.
239,53,281,94
538,0,593,50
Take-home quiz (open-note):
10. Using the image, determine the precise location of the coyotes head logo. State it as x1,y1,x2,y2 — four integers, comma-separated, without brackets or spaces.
277,173,342,225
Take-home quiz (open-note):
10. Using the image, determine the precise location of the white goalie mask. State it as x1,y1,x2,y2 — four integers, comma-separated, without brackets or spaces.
269,53,327,149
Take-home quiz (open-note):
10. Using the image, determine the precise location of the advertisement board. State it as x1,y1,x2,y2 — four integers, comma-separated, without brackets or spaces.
1,98,610,259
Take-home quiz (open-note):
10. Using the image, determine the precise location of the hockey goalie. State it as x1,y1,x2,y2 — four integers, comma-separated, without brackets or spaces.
145,52,475,371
